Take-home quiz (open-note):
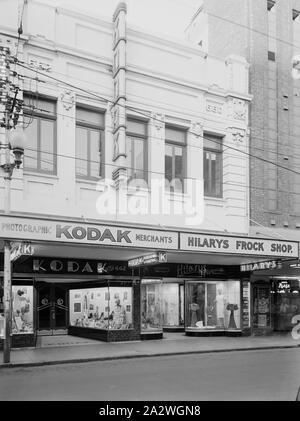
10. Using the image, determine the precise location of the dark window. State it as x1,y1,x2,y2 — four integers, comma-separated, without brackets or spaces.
268,51,276,61
267,0,275,11
293,9,300,20
165,126,186,193
126,119,148,181
203,133,223,198
23,95,57,174
76,107,105,180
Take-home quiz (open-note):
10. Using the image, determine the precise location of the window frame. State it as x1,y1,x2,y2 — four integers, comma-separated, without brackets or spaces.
75,106,105,181
203,133,223,198
267,0,275,11
23,95,57,175
165,125,187,193
126,118,148,182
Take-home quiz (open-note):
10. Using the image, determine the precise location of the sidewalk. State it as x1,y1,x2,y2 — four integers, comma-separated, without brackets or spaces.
0,333,299,369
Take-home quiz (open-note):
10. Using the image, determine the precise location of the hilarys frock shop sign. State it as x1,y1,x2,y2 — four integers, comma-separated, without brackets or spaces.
180,232,299,258
0,216,298,258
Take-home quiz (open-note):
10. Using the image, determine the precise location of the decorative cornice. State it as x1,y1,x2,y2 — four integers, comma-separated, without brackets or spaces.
113,2,127,22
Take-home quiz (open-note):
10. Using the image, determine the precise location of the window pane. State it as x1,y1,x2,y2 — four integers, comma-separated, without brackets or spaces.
69,286,133,330
40,119,55,172
76,127,88,177
76,107,104,127
90,130,101,178
204,150,222,197
211,153,222,196
12,286,34,334
204,151,210,195
165,127,186,144
127,119,147,136
203,134,222,151
133,138,144,179
126,136,133,177
173,146,184,192
165,144,173,183
141,280,163,332
162,283,180,326
174,146,183,179
186,281,240,330
23,95,56,116
23,118,38,170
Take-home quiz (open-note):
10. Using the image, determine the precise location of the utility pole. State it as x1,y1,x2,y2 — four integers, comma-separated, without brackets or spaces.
0,43,25,363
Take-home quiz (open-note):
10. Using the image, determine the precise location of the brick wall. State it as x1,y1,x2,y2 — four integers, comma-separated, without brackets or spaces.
197,0,300,231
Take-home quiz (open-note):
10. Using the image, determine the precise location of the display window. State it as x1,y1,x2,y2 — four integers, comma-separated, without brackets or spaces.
69,286,133,330
253,284,271,329
242,281,251,328
186,280,241,330
0,281,3,338
271,279,300,331
162,282,184,327
141,280,163,332
11,286,34,334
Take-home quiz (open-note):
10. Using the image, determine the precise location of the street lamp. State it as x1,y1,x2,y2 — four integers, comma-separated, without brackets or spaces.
1,127,25,363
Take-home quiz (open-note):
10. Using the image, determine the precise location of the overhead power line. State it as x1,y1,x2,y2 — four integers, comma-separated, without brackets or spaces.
15,60,300,179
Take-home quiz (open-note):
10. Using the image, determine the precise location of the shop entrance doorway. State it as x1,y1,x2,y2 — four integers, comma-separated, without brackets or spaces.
252,284,272,333
37,283,69,335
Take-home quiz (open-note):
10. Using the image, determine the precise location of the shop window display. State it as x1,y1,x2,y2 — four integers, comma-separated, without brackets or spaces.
69,286,133,330
186,280,240,330
141,280,163,332
272,279,300,331
11,286,34,334
253,285,271,328
162,283,184,327
0,281,3,338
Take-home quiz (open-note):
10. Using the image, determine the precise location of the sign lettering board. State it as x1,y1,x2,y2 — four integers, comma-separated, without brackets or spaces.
10,242,34,262
240,260,282,272
1,216,299,259
14,258,131,276
128,252,167,268
0,216,178,250
180,233,299,258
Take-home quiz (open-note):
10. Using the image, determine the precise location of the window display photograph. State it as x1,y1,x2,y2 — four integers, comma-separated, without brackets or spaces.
0,282,3,338
141,280,163,332
271,279,300,331
162,282,184,327
11,286,34,334
253,285,271,329
186,280,241,330
69,286,133,330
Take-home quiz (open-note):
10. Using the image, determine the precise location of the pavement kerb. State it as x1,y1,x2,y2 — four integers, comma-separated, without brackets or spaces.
0,343,299,369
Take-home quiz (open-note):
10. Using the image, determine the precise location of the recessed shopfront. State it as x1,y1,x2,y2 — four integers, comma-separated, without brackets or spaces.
37,283,69,334
1,215,299,346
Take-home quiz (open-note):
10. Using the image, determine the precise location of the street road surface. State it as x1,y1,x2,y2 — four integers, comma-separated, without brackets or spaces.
0,348,299,401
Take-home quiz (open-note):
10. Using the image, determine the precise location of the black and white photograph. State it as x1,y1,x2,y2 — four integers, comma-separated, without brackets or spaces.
0,0,300,409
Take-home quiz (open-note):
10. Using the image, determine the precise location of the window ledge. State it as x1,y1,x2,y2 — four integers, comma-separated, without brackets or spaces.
76,178,102,186
165,192,189,201
205,196,225,203
24,171,59,181
127,187,150,195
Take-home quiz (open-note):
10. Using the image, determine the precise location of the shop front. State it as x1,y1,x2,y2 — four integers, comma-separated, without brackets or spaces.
139,262,249,336
249,260,300,335
1,215,299,346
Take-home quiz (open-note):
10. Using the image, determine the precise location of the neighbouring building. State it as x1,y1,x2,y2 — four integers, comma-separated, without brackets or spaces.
186,0,300,334
0,0,297,348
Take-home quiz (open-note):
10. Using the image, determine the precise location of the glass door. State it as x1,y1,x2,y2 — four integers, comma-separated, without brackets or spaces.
252,285,271,329
37,283,68,334
53,285,69,331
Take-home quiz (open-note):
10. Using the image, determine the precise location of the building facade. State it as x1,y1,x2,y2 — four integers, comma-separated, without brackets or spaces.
0,0,297,347
186,0,300,334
